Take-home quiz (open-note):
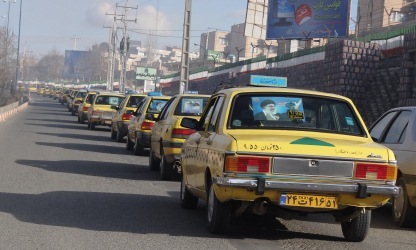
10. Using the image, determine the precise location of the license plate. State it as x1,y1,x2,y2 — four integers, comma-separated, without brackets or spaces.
280,193,338,209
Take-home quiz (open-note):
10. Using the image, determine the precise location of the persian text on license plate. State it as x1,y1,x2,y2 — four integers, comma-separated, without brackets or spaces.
280,193,338,209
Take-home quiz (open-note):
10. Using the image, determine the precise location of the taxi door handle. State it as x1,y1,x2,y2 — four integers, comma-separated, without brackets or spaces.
205,139,212,145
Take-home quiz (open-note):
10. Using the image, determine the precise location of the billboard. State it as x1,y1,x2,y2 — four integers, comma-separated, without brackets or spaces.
266,0,350,39
136,67,157,80
63,50,92,80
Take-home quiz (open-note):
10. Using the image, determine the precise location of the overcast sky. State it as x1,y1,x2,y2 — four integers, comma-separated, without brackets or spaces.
2,0,357,57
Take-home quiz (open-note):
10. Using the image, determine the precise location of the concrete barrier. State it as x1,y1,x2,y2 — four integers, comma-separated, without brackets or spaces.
0,99,29,123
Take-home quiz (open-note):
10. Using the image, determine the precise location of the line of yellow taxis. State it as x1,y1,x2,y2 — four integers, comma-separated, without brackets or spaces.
53,76,410,242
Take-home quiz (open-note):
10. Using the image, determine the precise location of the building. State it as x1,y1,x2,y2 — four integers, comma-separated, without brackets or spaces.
357,0,416,35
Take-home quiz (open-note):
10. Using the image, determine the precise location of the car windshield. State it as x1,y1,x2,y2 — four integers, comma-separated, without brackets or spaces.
147,99,168,113
229,93,365,136
95,95,123,105
77,92,88,98
126,96,145,108
174,96,210,116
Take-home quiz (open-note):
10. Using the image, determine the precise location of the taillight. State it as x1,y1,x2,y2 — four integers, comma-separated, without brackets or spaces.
172,128,196,139
83,106,89,111
354,162,397,181
122,113,133,120
141,121,154,130
225,156,270,173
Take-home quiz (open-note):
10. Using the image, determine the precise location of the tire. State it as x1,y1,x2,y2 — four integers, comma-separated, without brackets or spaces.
180,175,198,209
89,122,95,130
77,116,81,124
110,126,116,139
134,135,144,156
341,209,371,242
71,110,75,116
160,154,172,180
149,147,160,171
125,135,134,150
207,182,231,234
392,177,416,227
79,114,85,124
116,126,124,142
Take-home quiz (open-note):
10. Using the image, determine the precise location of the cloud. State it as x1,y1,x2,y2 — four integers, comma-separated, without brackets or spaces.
85,2,114,26
135,5,171,33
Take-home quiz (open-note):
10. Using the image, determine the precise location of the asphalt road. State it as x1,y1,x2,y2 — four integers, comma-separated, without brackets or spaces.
0,95,415,250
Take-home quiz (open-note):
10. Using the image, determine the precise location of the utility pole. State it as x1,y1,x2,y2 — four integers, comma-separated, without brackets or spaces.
117,0,137,94
104,13,118,91
179,0,192,94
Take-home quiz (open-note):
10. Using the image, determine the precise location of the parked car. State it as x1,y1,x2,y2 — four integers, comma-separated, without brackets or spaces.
149,93,210,180
369,106,416,227
77,91,97,124
87,92,125,130
110,93,147,142
67,90,79,112
59,88,71,105
126,96,170,156
179,77,400,242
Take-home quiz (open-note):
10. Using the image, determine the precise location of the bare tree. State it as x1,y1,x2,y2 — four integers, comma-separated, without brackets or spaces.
87,42,108,82
0,26,17,105
35,49,64,82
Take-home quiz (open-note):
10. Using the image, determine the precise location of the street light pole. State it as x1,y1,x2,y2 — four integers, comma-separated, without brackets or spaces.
13,0,22,96
4,0,16,38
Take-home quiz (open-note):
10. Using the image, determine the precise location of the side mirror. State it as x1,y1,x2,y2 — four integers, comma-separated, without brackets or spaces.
145,113,155,121
181,117,199,130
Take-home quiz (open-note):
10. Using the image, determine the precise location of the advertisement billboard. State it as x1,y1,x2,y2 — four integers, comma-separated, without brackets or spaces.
266,0,350,39
63,50,92,80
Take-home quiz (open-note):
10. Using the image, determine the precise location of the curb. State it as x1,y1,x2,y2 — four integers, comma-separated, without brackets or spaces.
0,101,29,122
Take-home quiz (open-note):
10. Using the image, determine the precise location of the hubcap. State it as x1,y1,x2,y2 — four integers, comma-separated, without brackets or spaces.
207,186,214,222
393,186,405,219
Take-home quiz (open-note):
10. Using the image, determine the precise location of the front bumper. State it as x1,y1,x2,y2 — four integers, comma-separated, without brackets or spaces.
213,177,401,197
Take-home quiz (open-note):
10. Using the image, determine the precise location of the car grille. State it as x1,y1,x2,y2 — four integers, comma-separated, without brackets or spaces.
272,157,354,178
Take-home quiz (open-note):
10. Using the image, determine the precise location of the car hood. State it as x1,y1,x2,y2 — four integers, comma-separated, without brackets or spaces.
228,131,391,161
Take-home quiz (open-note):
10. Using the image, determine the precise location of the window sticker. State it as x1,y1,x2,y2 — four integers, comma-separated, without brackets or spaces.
345,117,354,126
150,100,168,112
252,97,305,122
182,98,203,113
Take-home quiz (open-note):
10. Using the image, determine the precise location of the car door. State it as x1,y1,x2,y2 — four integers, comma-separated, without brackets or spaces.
194,96,225,192
370,109,414,175
152,97,176,158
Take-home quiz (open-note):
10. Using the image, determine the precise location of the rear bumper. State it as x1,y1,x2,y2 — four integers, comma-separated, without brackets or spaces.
213,177,401,197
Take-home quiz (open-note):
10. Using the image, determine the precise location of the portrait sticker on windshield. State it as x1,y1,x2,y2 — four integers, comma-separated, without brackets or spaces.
182,98,203,113
252,97,305,122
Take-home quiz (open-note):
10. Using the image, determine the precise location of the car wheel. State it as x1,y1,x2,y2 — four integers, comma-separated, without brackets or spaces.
160,154,172,180
134,135,144,156
180,175,198,209
89,122,95,130
77,115,81,124
341,209,371,242
110,126,116,139
392,177,416,227
71,110,75,116
149,146,160,171
125,135,134,150
116,127,124,142
207,182,231,234
79,115,85,124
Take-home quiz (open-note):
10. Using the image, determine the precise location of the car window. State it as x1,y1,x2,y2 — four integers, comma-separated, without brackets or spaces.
77,92,87,98
127,96,145,108
199,97,217,131
228,94,365,136
370,111,398,141
159,97,176,120
383,111,411,143
86,94,95,104
207,96,224,132
173,96,210,116
95,95,123,105
147,99,168,113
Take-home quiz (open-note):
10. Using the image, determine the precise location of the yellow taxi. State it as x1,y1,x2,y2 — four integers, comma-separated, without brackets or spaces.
59,88,71,105
77,91,97,124
149,93,210,180
110,94,147,142
179,76,400,242
87,92,125,130
71,89,88,116
126,95,170,156
43,87,51,97
27,84,37,94
37,87,45,95
67,90,79,111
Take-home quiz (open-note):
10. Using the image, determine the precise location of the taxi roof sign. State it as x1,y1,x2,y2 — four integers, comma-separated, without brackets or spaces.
250,75,287,87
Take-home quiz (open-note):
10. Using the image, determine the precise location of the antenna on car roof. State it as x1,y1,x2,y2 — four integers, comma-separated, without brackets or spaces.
212,79,240,94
